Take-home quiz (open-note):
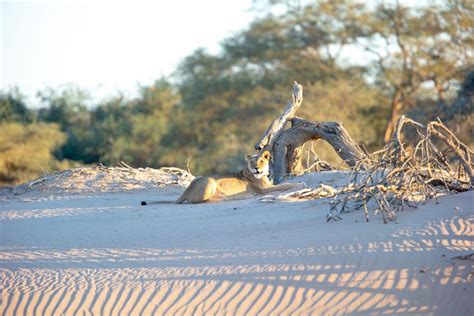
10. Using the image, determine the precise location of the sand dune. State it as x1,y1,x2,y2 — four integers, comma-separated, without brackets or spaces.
2,255,472,314
1,171,473,315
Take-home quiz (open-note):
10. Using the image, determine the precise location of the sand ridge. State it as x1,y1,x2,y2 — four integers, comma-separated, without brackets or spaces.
0,171,473,315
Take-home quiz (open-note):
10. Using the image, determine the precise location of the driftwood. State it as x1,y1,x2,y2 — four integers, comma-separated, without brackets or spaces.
427,120,473,186
272,118,367,183
255,81,303,151
256,82,367,183
328,115,473,223
256,82,473,223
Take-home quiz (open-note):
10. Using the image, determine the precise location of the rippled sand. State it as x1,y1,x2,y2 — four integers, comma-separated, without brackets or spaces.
1,171,473,315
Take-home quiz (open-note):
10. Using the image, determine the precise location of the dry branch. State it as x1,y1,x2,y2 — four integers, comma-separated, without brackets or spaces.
272,118,368,183
254,82,472,223
328,115,473,223
255,81,303,151
428,120,473,186
255,82,368,183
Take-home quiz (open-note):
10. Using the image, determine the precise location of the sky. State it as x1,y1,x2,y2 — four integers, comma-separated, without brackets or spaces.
0,0,256,105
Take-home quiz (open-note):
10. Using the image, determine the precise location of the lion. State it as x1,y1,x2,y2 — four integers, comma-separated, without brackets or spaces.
141,150,304,205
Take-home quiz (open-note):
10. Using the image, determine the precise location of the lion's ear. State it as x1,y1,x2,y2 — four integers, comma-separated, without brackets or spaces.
262,150,271,160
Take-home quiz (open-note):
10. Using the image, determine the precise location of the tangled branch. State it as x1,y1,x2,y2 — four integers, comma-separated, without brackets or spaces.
328,115,473,223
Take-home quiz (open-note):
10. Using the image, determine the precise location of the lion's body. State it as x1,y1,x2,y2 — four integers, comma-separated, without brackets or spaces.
175,169,267,203
174,151,302,204
141,151,303,205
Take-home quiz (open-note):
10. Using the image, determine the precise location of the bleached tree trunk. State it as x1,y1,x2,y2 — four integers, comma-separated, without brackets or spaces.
256,82,368,183
255,81,303,151
272,118,367,183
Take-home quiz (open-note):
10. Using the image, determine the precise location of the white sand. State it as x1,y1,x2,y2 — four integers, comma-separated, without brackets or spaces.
0,168,473,315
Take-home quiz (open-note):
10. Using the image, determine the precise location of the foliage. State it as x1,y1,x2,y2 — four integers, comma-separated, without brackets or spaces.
0,123,68,185
0,88,34,123
93,79,180,167
0,1,472,186
36,86,97,162
359,0,473,141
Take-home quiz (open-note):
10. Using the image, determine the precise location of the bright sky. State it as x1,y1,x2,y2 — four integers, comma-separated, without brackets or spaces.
0,0,255,104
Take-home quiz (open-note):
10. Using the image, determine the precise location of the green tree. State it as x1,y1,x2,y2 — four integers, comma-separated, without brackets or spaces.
359,0,474,142
165,2,381,174
0,123,66,185
0,87,34,123
3,0,472,185
37,86,98,162
93,79,180,167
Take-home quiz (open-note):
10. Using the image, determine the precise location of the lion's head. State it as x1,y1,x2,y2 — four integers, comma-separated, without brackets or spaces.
245,150,271,179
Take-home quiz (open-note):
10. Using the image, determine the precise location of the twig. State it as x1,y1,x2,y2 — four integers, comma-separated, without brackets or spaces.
327,116,473,223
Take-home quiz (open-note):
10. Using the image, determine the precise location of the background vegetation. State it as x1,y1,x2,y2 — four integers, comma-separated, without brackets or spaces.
1,0,472,186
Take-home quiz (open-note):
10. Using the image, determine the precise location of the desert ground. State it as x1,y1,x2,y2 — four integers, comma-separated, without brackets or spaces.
1,167,473,315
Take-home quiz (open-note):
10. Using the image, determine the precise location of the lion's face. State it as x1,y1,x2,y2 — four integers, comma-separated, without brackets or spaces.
245,150,271,179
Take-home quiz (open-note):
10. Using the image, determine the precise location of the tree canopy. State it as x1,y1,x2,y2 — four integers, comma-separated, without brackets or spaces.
0,0,472,185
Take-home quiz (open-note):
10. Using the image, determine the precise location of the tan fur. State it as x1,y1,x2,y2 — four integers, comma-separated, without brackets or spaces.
174,150,304,204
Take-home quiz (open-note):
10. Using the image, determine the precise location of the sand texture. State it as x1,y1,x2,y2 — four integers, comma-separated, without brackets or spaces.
1,168,473,315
